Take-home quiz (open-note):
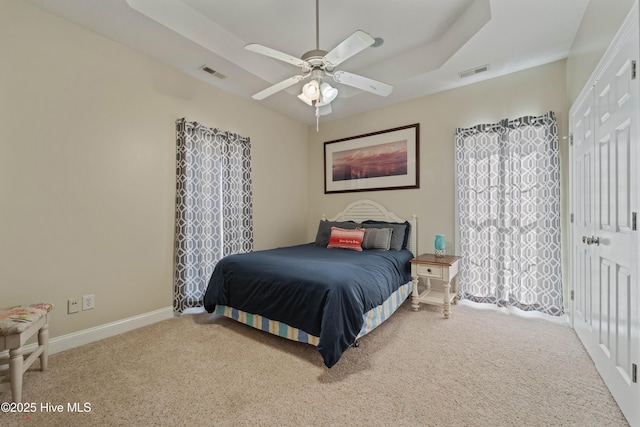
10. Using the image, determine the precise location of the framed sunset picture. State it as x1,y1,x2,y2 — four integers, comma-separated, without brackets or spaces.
324,123,419,194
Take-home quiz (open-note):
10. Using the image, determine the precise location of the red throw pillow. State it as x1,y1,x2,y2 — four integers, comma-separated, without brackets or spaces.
327,227,365,251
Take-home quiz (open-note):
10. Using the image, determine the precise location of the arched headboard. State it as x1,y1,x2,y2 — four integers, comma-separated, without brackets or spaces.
323,199,418,255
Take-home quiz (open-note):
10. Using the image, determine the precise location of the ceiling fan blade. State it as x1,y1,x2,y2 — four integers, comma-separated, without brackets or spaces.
245,43,307,68
332,70,393,97
323,30,375,68
252,75,305,100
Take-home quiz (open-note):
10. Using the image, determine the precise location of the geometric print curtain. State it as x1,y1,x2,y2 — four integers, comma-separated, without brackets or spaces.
174,118,253,313
455,111,563,316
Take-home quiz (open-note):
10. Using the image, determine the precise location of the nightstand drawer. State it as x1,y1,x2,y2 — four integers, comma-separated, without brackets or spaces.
417,264,443,279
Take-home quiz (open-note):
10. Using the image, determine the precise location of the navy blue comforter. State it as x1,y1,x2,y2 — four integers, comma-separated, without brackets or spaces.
203,243,413,367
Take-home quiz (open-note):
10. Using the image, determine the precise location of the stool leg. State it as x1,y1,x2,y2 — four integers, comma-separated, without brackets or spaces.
38,323,49,371
9,347,23,403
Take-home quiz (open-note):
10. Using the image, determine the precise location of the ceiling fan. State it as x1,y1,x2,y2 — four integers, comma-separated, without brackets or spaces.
245,0,393,119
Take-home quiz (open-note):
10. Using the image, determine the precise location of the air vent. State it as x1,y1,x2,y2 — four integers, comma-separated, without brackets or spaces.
459,64,490,79
200,65,226,79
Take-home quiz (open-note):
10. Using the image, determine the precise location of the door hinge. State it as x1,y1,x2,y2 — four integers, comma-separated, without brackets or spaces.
570,213,574,223
633,60,637,80
570,290,575,301
569,134,574,146
633,363,637,383
633,212,637,231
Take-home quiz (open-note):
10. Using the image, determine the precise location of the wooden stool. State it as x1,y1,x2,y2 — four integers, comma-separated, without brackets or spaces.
0,303,53,403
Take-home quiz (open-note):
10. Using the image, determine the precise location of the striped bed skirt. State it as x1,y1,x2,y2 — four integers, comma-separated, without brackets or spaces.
214,280,412,346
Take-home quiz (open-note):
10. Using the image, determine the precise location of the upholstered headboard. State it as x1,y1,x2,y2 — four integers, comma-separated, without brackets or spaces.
323,199,418,255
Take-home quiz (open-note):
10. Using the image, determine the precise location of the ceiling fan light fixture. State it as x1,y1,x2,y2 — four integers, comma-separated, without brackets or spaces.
302,80,320,100
297,92,314,106
320,82,338,103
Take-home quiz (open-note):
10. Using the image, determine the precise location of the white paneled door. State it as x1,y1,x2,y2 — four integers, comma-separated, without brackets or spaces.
571,85,595,341
570,10,639,426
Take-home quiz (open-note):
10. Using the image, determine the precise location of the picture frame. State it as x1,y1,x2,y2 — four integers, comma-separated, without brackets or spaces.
324,123,420,194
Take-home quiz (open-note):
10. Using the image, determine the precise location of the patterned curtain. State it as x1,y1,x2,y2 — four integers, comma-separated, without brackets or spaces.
455,111,563,316
174,118,253,313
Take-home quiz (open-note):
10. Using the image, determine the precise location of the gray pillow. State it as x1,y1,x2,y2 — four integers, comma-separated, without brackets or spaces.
362,227,393,250
362,220,410,250
314,220,359,246
361,222,407,250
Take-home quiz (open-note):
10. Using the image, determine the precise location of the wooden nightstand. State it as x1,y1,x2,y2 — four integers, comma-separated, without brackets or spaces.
410,254,462,318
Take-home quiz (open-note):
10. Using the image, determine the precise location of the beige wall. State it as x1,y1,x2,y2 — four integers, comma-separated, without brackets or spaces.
566,0,636,105
307,60,569,298
0,1,308,338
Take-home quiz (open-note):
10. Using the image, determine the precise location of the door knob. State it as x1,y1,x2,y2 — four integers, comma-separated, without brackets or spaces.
583,235,600,246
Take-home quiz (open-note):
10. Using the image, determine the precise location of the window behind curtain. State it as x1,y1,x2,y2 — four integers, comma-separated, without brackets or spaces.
173,118,253,313
455,112,563,316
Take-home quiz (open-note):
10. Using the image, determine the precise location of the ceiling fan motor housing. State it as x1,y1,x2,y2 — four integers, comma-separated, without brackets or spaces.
310,69,325,80
302,49,330,70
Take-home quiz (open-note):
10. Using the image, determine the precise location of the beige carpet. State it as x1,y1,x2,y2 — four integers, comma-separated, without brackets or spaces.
0,302,628,427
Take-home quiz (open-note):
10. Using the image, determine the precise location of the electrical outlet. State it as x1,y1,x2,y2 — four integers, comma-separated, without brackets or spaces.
82,294,95,311
68,298,80,314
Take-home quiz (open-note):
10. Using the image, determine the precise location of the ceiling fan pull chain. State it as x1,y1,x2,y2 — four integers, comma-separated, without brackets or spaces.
315,104,320,132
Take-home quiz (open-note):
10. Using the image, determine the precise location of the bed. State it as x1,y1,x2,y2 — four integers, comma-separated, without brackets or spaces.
203,199,417,368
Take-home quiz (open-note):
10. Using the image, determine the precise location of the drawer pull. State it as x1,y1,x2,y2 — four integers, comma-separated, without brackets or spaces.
427,268,431,273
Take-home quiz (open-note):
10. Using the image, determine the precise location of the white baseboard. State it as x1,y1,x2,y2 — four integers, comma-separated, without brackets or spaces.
47,306,174,355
